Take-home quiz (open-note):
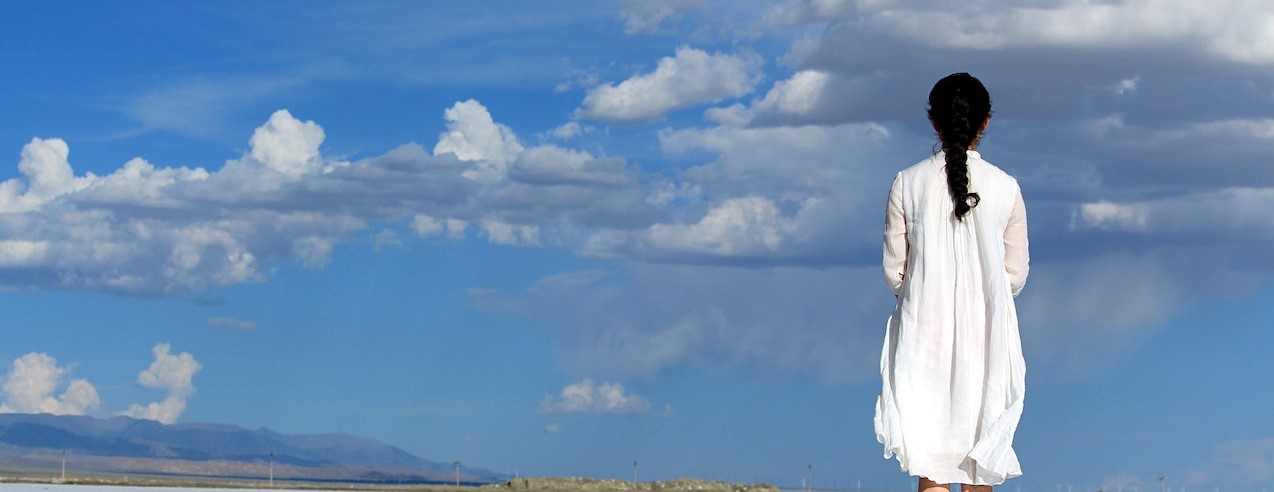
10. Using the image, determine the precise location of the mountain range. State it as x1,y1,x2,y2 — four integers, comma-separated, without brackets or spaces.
0,413,500,484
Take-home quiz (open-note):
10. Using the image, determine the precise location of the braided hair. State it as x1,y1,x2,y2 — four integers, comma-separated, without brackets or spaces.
927,73,992,221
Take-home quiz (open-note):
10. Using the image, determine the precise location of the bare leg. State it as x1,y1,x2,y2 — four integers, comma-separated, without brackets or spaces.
919,477,950,492
961,485,992,492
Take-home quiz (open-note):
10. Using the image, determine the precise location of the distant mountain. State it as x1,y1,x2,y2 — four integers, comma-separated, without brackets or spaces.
0,413,500,484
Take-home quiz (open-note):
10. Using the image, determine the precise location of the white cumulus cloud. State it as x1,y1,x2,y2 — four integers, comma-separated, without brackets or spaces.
0,353,101,416
434,99,524,181
540,379,653,414
578,47,761,123
0,137,93,213
750,70,832,120
249,109,326,178
122,343,201,424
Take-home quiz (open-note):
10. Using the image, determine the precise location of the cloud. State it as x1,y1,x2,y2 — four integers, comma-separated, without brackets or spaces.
578,47,761,123
0,137,93,213
1074,201,1151,232
0,353,101,416
759,0,861,28
749,70,832,122
597,196,799,259
480,220,541,247
412,215,468,240
539,379,653,414
509,145,634,188
206,317,258,331
543,423,562,434
434,99,525,181
620,0,705,34
122,343,201,424
1114,77,1140,95
373,229,403,250
547,122,590,140
250,110,326,178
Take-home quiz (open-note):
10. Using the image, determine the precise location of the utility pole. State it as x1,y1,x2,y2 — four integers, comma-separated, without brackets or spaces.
61,449,66,483
454,461,462,487
269,451,274,488
806,464,812,492
633,461,638,484
1159,477,1167,492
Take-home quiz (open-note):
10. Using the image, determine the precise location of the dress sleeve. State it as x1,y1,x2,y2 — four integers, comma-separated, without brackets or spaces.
883,174,907,296
1004,185,1030,297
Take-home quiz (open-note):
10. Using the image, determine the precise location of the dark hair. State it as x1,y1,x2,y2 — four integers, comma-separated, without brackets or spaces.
927,72,991,221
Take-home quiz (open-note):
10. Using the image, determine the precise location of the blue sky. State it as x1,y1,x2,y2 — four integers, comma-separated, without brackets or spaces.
1,1,1272,490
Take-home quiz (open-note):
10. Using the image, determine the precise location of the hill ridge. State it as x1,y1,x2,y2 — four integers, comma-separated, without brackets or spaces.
0,413,498,484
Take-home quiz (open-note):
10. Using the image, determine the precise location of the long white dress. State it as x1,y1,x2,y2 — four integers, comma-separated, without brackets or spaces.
874,150,1029,486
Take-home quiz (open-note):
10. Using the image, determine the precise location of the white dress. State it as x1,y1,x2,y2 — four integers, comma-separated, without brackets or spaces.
874,150,1029,485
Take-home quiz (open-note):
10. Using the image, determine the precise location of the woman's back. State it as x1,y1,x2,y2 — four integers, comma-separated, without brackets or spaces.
887,151,1028,302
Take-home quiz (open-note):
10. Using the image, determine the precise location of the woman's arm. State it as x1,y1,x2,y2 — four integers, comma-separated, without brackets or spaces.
883,175,907,295
1004,185,1030,296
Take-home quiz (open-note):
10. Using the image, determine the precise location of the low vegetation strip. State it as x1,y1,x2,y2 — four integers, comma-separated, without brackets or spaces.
496,478,779,492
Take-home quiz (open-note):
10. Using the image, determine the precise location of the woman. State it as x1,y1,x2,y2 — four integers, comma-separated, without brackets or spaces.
875,73,1029,491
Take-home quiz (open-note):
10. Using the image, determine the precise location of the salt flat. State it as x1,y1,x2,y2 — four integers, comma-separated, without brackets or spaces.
1,485,309,492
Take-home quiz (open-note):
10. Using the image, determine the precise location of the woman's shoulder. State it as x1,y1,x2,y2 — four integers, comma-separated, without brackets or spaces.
896,153,943,180
968,151,1020,189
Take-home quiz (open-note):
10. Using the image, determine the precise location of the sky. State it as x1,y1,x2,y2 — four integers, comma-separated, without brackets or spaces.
0,0,1272,490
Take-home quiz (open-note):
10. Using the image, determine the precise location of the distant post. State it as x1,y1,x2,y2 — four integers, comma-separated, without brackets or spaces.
806,464,812,492
269,451,275,488
454,460,462,487
633,461,638,484
61,449,66,483
1158,477,1166,492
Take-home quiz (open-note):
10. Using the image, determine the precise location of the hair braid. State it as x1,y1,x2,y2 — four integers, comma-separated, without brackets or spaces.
928,73,991,221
